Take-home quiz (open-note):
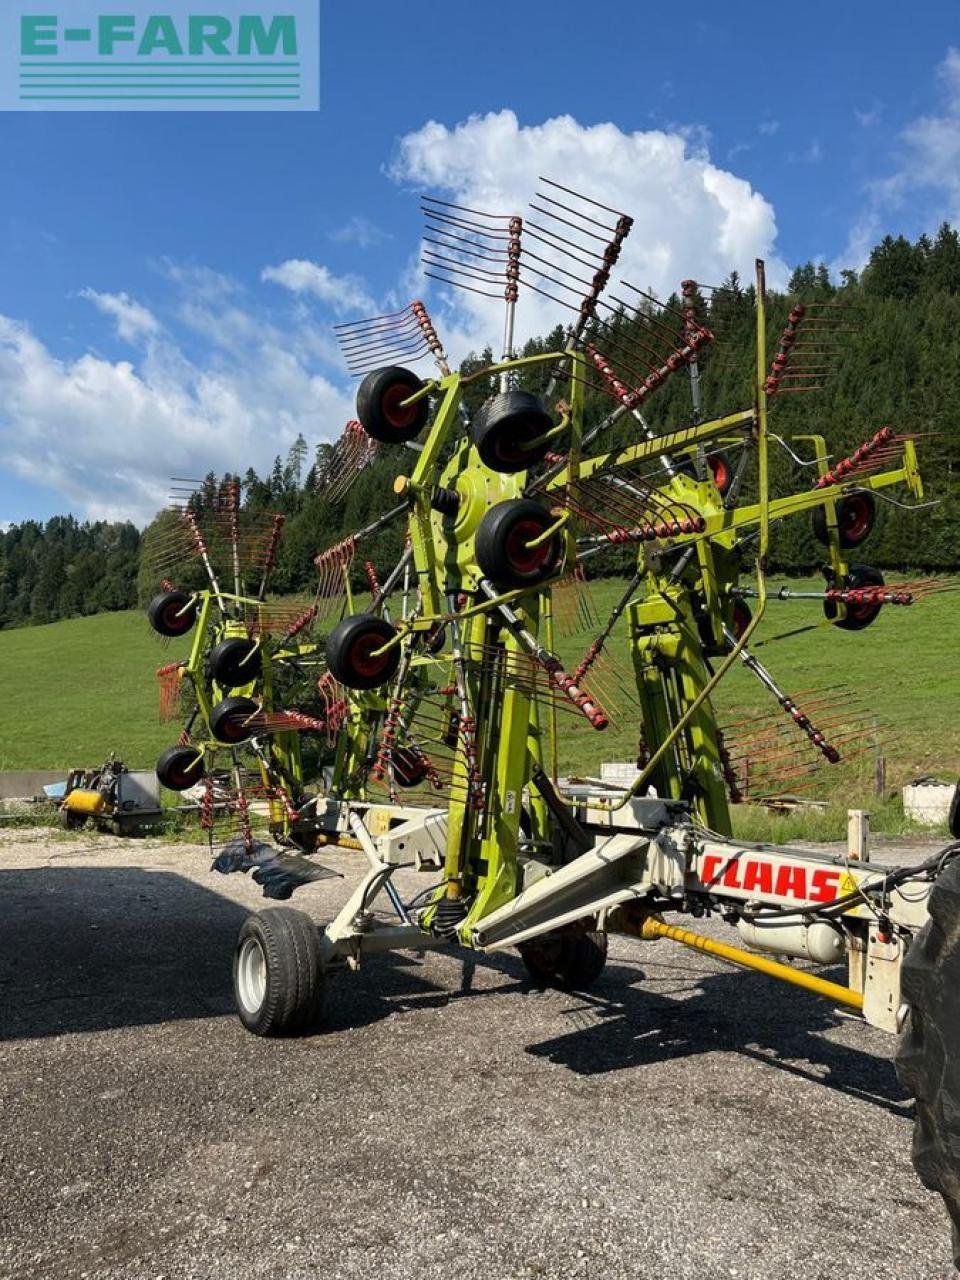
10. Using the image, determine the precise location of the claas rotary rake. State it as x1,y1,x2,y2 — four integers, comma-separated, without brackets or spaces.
149,180,960,1262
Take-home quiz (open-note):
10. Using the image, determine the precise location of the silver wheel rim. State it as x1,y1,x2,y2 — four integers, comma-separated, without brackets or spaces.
237,936,267,1014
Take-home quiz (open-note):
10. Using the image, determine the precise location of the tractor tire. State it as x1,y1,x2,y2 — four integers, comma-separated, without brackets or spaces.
210,696,259,744
326,614,401,690
895,856,960,1268
824,565,885,631
812,492,876,549
949,783,960,841
233,908,326,1037
518,928,608,990
469,390,554,473
356,365,429,444
156,744,205,792
475,499,564,589
209,637,262,689
147,590,197,638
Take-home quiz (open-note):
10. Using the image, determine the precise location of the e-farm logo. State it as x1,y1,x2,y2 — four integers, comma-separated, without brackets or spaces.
2,2,318,110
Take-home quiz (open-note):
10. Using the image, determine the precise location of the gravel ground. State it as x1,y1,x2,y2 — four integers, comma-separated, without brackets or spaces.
0,827,954,1280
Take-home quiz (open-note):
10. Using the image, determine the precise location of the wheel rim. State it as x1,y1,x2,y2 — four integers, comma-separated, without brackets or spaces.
236,936,267,1014
380,382,418,429
840,495,872,542
504,518,554,577
710,457,730,491
348,631,390,679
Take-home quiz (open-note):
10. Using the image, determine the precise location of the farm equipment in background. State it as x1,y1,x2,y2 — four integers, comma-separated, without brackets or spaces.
60,755,161,835
146,179,960,1263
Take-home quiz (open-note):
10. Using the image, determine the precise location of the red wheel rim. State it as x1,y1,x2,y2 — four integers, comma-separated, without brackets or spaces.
380,383,418,430
731,600,751,639
709,456,730,491
162,602,189,632
348,631,390,678
504,518,554,577
840,496,872,542
493,422,539,465
394,748,428,787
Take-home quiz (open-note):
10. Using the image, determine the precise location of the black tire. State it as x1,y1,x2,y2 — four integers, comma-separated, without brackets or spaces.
147,590,197,638
210,696,259,744
518,929,608,990
60,807,86,831
356,365,429,444
896,856,960,1267
326,614,401,690
824,564,885,631
156,744,205,792
469,390,554,473
233,908,325,1037
812,492,876,549
949,783,960,841
392,745,429,788
475,499,564,589
209,637,262,689
730,598,752,640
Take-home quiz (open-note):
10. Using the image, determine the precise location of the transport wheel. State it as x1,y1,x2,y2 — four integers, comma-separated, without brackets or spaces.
155,744,205,792
949,782,960,841
147,589,197,638
209,637,262,689
356,365,429,444
812,492,876,549
824,565,885,631
469,390,554,473
475,499,563,589
233,908,326,1037
393,745,429,788
209,695,259,744
518,928,608,990
896,856,960,1267
325,614,401,690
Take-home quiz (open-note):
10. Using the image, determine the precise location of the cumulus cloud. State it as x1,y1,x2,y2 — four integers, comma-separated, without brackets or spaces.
837,50,960,271
79,288,160,344
0,275,354,524
388,110,786,350
261,259,375,315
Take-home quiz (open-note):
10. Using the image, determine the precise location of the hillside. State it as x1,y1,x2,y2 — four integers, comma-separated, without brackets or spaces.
1,578,956,842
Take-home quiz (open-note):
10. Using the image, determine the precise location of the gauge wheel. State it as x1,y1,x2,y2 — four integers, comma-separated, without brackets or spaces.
475,498,564,589
233,908,326,1037
356,365,429,444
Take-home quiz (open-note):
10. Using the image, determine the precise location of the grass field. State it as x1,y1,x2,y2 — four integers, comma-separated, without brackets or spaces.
0,575,956,839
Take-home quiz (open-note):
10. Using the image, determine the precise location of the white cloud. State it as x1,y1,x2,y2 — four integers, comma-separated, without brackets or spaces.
854,105,882,128
787,139,822,165
79,288,160,344
0,275,354,524
261,259,375,315
328,215,390,248
758,120,780,137
836,49,960,272
388,110,787,353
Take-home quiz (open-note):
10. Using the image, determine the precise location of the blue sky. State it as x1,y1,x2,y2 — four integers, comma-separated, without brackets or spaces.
2,0,958,525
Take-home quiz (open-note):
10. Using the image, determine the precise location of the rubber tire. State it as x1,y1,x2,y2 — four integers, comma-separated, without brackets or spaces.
60,808,86,831
475,499,564,589
326,614,401,690
518,929,608,990
209,637,262,689
812,492,876,549
210,696,259,744
156,744,205,792
233,908,325,1037
731,598,752,640
393,746,429,788
469,390,554,473
949,783,960,841
147,590,197,638
824,564,885,631
896,856,960,1267
356,366,429,444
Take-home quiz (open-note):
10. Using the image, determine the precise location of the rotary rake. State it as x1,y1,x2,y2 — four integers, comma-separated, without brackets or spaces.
155,179,960,1262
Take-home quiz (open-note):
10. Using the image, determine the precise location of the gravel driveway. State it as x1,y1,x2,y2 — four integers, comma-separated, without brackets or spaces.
0,828,953,1279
